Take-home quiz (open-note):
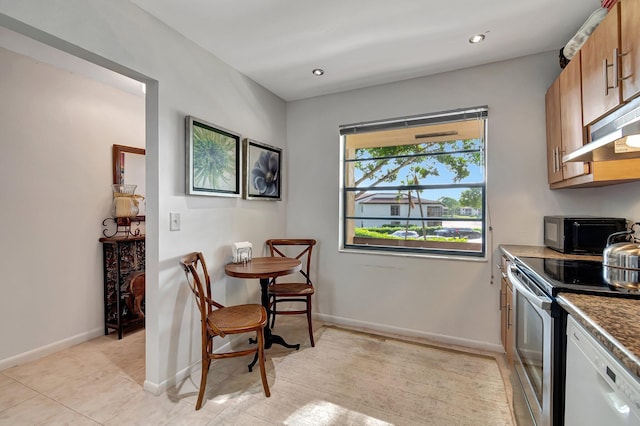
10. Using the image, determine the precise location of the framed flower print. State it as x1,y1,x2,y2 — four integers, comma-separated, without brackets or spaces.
243,139,282,200
186,116,241,197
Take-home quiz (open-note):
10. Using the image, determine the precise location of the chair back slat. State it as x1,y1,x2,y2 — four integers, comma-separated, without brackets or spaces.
180,252,225,323
266,239,316,285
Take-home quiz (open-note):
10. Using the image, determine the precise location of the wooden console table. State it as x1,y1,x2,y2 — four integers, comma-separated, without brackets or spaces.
99,235,145,339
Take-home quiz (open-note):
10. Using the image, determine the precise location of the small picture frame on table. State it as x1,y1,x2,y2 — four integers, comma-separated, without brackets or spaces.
243,139,282,201
186,116,241,197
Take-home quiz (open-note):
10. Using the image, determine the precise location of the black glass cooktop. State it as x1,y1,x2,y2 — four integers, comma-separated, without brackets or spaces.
515,256,640,298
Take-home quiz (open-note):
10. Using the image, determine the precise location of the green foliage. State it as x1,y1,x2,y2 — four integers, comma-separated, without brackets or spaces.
354,140,481,191
354,226,478,242
438,196,460,213
459,187,482,208
355,228,395,239
355,225,432,236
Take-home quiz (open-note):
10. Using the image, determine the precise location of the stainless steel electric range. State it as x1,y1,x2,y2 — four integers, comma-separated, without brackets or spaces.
508,256,640,426
516,256,640,297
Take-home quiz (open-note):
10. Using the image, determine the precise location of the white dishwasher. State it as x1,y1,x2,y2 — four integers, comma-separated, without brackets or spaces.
565,315,640,426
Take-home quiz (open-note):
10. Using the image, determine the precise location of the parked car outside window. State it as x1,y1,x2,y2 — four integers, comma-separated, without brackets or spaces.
433,228,481,239
391,230,419,238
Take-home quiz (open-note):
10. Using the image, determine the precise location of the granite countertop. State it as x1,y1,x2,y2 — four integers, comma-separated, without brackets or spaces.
558,293,640,382
499,244,602,262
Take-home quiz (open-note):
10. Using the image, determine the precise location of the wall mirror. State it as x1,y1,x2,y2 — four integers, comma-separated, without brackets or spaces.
113,144,146,219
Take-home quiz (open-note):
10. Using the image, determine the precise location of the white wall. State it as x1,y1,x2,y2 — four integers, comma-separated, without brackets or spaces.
286,52,640,351
0,0,287,392
0,46,144,364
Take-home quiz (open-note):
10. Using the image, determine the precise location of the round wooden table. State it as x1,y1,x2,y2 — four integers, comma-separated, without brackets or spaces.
225,257,302,369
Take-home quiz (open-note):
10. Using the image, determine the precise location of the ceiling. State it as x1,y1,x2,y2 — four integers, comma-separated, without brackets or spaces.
131,0,603,101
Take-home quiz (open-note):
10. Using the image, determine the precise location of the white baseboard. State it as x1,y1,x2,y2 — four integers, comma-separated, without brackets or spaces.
0,327,104,371
143,340,233,396
314,313,503,354
144,361,196,396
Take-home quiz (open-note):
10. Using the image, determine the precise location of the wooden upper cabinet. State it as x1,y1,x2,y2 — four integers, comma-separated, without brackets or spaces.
545,1,640,189
545,78,563,184
581,4,621,125
621,0,640,102
559,52,587,180
545,53,587,186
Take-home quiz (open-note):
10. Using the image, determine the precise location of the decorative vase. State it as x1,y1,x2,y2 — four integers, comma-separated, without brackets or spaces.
112,184,140,218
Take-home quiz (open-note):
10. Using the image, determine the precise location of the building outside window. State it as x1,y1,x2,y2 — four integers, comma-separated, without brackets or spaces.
340,106,487,257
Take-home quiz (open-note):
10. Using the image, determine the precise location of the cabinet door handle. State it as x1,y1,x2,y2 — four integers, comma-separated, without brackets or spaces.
552,148,557,173
604,57,616,96
618,49,633,82
507,304,512,328
559,148,566,169
613,48,620,89
604,58,609,96
497,263,508,279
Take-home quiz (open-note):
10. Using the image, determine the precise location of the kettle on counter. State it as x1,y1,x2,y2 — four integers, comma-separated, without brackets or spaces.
603,223,640,289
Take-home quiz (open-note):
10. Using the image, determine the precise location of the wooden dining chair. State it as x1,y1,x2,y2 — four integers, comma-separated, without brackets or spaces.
265,239,317,347
180,252,270,410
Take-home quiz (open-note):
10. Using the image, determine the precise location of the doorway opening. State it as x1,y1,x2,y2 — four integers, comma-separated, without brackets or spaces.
0,23,157,386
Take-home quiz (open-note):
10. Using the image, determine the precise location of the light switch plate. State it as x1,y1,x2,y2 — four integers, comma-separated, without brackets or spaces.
170,212,181,231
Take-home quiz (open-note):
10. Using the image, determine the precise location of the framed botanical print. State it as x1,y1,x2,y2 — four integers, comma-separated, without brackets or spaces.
186,116,241,197
243,138,282,201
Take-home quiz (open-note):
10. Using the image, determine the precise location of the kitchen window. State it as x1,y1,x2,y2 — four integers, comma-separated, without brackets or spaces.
339,106,487,257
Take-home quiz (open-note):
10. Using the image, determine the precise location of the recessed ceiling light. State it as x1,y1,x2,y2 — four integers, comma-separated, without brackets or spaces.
312,68,325,76
469,34,486,44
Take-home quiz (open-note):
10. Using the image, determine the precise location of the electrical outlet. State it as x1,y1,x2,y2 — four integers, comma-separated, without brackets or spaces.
170,212,181,231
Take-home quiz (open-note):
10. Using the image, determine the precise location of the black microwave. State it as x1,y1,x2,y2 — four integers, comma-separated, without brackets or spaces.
543,216,627,254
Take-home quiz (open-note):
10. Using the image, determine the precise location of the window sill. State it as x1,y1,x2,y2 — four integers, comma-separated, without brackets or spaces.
338,245,488,262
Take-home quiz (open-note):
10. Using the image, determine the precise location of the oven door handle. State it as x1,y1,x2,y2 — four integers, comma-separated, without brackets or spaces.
507,265,552,311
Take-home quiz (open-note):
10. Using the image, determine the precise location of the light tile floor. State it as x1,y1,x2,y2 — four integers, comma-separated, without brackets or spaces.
0,318,514,425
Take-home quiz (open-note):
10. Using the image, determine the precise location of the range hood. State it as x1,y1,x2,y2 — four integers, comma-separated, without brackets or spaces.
563,97,640,163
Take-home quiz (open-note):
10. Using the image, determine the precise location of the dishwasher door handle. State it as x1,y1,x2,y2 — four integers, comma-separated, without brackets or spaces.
597,375,631,417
